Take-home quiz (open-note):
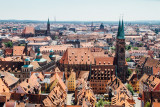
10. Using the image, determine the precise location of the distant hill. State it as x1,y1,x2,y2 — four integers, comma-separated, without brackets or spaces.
0,19,160,25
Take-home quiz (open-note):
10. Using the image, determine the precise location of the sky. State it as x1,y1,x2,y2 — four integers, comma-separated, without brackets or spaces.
0,0,159,21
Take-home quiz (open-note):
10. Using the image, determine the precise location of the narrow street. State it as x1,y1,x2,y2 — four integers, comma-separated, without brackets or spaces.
67,93,74,105
133,93,141,107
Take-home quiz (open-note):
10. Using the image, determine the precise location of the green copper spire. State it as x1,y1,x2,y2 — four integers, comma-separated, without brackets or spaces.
117,19,121,39
117,19,125,39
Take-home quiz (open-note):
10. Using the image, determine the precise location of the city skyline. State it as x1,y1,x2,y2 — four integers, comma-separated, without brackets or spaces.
0,0,160,21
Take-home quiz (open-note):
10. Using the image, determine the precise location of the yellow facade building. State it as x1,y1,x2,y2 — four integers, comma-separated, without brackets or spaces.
127,71,139,92
67,71,76,91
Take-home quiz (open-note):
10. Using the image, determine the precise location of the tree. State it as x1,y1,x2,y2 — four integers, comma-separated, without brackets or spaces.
111,46,115,50
133,47,139,50
96,99,104,107
128,69,132,76
126,84,134,95
4,41,13,48
139,43,143,47
125,45,132,50
145,101,150,107
126,58,131,62
96,99,111,107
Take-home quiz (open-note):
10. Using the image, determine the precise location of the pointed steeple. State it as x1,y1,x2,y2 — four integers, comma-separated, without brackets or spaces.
117,19,121,39
117,18,125,39
47,18,50,25
47,18,51,35
121,19,125,38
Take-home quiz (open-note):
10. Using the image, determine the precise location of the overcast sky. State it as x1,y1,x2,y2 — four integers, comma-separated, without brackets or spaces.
0,0,159,21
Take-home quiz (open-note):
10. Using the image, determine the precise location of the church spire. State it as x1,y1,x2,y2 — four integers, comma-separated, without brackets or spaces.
47,18,50,36
117,19,121,39
47,18,50,25
117,18,125,39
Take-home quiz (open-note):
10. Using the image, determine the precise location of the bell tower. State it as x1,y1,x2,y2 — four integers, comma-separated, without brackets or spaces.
116,19,128,83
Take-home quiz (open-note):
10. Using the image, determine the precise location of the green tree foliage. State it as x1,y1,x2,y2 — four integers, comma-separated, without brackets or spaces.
133,47,139,50
126,84,134,95
4,41,13,48
126,58,131,62
139,43,143,47
125,45,132,50
111,46,115,50
145,101,150,107
128,69,132,76
96,99,111,107
19,44,25,46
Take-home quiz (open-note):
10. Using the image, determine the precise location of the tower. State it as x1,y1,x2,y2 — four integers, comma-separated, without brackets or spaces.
47,18,51,36
21,57,33,81
100,23,104,30
91,22,94,31
116,19,128,83
49,49,56,61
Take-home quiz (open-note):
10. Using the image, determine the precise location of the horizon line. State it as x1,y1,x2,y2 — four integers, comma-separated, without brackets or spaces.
0,19,160,22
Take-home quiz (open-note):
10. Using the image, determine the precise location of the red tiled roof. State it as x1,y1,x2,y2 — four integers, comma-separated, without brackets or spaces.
95,57,114,65
60,48,95,65
13,46,25,56
22,26,35,34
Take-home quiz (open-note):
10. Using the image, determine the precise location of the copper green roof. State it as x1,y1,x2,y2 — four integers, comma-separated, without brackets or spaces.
36,53,42,56
117,19,125,39
25,58,30,61
50,49,54,53
34,58,47,62
23,65,33,68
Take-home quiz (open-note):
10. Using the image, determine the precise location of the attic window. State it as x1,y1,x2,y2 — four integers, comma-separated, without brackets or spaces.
85,52,86,54
72,52,74,54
